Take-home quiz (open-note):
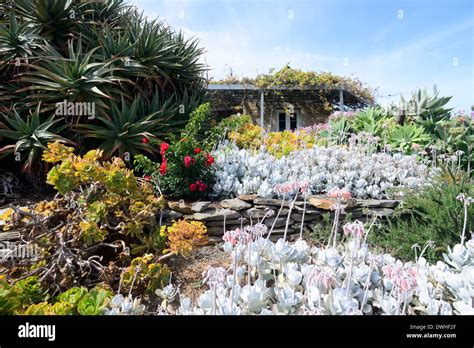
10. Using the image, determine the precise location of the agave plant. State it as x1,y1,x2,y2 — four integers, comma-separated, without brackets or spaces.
18,40,131,112
9,0,77,51
389,123,430,154
397,88,452,130
0,104,73,173
0,0,207,180
79,95,175,158
352,107,391,137
0,11,40,67
77,0,128,27
132,17,206,95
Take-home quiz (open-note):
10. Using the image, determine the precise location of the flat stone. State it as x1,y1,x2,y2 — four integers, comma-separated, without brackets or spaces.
293,205,322,214
264,228,298,236
243,207,275,219
238,194,258,202
207,218,249,227
207,226,226,236
264,217,294,228
291,213,320,222
160,208,183,219
220,198,252,211
254,206,290,216
253,198,290,207
191,208,240,221
308,196,357,211
167,200,194,214
358,199,400,209
191,201,211,213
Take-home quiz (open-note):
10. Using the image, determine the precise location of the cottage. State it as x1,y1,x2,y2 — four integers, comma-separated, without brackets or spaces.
207,83,371,131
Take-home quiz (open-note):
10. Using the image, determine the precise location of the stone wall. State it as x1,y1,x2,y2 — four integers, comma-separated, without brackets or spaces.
162,195,400,242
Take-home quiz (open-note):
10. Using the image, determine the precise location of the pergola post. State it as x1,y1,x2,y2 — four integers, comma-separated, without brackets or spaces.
339,88,344,111
260,89,264,128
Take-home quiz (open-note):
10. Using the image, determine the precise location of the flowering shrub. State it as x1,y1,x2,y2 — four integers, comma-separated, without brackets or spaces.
228,124,326,158
42,141,166,244
212,142,432,199
134,104,215,198
159,216,474,315
161,219,208,257
204,114,252,149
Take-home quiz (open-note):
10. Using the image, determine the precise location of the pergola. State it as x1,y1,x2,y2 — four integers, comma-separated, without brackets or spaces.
207,83,369,127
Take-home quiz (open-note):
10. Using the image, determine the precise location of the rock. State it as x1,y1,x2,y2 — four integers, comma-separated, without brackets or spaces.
362,208,395,217
167,200,194,214
293,205,322,214
264,228,298,236
308,196,357,211
358,199,400,209
243,207,275,219
191,201,211,213
253,198,290,207
264,217,293,228
207,226,226,236
160,208,183,219
254,206,290,216
207,218,249,227
238,194,258,202
291,213,320,222
220,198,251,211
191,208,240,221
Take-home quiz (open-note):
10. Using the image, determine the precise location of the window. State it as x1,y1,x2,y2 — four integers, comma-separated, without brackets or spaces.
278,112,286,131
289,114,297,131
278,111,298,131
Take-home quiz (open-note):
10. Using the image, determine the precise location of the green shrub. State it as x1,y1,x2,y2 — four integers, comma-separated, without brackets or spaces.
134,103,216,198
369,170,473,262
204,113,251,150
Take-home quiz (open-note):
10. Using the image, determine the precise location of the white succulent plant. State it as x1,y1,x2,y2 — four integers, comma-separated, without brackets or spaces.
157,224,474,316
211,143,433,199
104,294,145,315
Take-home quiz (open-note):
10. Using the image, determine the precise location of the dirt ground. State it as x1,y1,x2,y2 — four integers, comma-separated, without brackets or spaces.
168,244,231,302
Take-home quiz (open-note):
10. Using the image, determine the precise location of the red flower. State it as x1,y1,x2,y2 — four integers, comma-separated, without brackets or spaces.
194,147,202,154
142,137,149,144
144,175,151,181
198,183,207,192
159,161,167,175
184,155,194,167
160,142,169,155
205,154,214,166
189,183,197,192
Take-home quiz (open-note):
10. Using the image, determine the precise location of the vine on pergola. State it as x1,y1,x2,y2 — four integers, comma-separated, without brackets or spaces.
211,65,375,113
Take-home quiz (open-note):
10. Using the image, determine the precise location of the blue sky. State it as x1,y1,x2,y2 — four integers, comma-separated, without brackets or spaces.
132,0,473,112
